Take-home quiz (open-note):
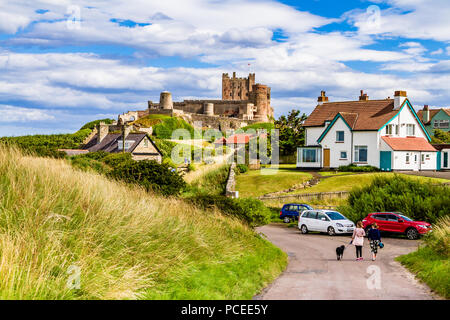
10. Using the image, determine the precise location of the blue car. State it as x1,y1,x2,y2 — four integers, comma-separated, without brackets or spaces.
280,203,313,223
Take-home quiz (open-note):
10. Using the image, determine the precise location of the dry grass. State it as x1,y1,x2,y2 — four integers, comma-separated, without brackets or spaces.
0,145,285,299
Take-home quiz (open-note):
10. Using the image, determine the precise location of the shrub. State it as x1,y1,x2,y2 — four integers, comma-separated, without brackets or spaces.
235,164,249,174
186,194,271,227
188,163,196,172
423,216,450,257
109,160,186,196
153,117,195,139
338,164,379,172
339,174,449,223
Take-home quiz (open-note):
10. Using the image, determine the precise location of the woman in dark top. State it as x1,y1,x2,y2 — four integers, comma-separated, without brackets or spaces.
368,223,381,261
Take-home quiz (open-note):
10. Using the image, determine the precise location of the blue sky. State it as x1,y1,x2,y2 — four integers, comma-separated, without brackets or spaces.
0,0,449,136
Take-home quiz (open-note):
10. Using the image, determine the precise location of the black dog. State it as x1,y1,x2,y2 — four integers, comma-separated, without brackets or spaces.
336,245,345,260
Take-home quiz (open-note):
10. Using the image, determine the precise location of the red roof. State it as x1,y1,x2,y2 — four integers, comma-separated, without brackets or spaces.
214,134,254,144
381,136,437,152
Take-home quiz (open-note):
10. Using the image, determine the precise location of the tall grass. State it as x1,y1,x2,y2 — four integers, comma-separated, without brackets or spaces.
0,145,286,299
396,217,450,299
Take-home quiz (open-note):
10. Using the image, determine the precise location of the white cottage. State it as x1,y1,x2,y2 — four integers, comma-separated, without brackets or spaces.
297,90,438,171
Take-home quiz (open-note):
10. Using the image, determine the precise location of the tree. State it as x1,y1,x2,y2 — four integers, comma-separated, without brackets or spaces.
274,109,308,156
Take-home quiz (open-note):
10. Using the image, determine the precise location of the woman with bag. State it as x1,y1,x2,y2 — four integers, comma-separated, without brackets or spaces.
368,223,382,261
352,221,366,261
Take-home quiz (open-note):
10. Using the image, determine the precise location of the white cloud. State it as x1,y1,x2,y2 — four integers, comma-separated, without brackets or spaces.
0,105,55,122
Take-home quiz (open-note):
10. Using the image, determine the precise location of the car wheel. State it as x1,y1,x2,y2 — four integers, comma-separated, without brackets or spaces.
283,217,290,223
328,226,336,236
301,225,308,234
406,228,419,240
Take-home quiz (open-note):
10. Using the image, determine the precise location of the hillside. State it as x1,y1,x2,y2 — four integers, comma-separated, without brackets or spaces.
0,146,286,299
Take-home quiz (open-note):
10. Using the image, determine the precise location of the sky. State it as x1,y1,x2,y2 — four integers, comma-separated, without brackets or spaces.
0,0,449,136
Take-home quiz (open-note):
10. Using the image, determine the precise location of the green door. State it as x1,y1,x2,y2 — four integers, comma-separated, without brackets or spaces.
437,152,441,171
380,151,392,171
444,152,449,168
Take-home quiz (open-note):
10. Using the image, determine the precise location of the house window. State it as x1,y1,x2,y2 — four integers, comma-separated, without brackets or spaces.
386,124,393,135
117,140,134,151
433,120,449,129
143,138,149,148
336,131,344,142
421,154,425,162
406,153,410,163
406,124,415,136
395,125,399,135
302,148,318,163
340,151,347,159
354,146,368,162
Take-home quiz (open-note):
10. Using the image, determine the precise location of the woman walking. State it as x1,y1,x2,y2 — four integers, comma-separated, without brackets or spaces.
352,221,366,261
368,223,382,261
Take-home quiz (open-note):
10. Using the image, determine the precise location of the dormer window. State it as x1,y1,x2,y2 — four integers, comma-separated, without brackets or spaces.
117,140,134,151
406,124,415,136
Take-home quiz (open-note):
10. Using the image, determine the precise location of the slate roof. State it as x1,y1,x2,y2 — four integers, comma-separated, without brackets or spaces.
382,136,437,152
303,99,398,130
83,133,161,155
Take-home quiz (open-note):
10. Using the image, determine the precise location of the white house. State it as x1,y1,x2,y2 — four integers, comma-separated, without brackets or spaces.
433,144,450,170
297,90,438,171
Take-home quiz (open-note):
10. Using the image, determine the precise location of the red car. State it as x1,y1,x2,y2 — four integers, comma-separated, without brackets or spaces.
362,212,432,240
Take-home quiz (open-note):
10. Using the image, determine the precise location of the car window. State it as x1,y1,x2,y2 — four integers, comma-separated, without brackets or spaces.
317,212,328,221
386,214,398,222
290,205,299,212
374,214,387,221
325,211,345,220
398,214,413,222
305,211,317,219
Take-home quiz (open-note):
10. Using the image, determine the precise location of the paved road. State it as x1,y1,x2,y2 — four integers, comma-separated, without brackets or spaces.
255,224,436,300
400,170,450,180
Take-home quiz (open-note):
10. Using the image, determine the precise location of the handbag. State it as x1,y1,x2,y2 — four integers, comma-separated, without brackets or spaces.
379,242,384,249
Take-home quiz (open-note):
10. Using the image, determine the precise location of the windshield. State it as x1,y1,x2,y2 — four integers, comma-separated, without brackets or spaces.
398,214,413,222
326,211,346,221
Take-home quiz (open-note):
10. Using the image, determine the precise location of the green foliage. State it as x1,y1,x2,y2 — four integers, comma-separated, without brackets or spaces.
186,194,272,227
188,163,196,172
274,109,308,156
79,118,114,131
0,128,92,158
241,122,275,131
338,164,380,172
109,160,186,196
190,165,230,195
153,116,195,139
339,174,449,223
132,114,170,127
235,164,249,174
431,128,450,144
153,138,178,159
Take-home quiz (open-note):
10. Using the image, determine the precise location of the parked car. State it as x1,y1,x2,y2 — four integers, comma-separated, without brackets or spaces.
280,204,313,223
298,210,355,236
362,212,432,240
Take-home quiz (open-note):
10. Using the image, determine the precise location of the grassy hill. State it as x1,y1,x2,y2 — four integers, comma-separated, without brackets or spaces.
0,146,286,299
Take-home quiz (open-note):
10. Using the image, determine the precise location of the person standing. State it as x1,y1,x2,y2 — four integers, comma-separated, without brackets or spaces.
352,221,366,261
368,223,381,261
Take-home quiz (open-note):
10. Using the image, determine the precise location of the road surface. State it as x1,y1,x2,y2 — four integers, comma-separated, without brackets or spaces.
255,224,436,300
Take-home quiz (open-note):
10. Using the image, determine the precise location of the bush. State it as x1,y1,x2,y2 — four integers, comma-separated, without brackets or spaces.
109,160,186,196
188,163,196,172
153,117,195,139
338,164,380,172
423,216,450,257
235,164,249,174
186,194,271,227
339,174,449,223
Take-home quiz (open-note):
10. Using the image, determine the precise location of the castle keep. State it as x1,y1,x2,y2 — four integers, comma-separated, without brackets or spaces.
119,72,274,129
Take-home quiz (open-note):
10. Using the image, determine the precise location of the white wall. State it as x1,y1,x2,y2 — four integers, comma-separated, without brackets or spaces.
305,127,325,146
319,117,352,168
380,103,428,139
393,151,436,171
353,131,379,167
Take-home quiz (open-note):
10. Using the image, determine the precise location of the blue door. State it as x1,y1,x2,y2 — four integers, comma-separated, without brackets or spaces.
437,151,441,171
380,151,392,171
444,152,448,168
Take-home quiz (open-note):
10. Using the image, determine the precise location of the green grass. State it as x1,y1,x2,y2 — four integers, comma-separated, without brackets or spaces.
235,165,312,198
289,173,447,194
0,146,286,299
318,171,355,177
241,122,275,132
396,246,449,299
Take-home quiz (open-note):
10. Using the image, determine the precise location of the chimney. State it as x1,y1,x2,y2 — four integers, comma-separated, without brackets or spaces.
359,90,369,101
423,105,430,123
394,90,407,110
97,122,109,144
318,91,329,105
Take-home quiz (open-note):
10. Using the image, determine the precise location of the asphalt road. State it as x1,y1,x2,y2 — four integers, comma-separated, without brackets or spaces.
255,224,436,300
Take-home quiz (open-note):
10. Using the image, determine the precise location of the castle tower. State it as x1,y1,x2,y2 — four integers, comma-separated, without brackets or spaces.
251,84,269,122
204,103,214,116
222,72,255,101
160,91,173,110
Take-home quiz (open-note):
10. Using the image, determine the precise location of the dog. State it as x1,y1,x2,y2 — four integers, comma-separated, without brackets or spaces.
336,245,346,261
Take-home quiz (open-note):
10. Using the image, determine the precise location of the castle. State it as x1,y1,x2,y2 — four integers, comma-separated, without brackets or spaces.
119,72,274,130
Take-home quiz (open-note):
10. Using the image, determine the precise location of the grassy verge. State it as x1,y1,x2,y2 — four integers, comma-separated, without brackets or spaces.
0,145,286,299
235,165,312,198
